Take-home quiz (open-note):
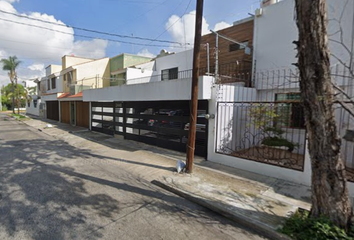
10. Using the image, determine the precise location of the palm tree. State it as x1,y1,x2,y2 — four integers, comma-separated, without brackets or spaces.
1,56,21,113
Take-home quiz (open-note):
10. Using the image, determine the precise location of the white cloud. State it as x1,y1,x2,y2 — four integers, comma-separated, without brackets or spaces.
213,21,232,31
72,39,108,59
0,1,109,85
28,63,44,71
0,1,16,13
137,49,155,58
2,0,19,3
166,11,209,50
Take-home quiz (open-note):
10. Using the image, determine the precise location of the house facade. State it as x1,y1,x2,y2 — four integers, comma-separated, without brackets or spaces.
40,64,62,120
200,17,254,85
109,53,152,86
80,15,256,157
57,56,110,128
26,78,43,116
206,0,354,200
84,49,212,157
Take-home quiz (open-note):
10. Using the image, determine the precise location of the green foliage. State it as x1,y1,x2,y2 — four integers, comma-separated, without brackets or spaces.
1,83,28,109
1,84,12,109
1,56,21,81
248,105,298,152
10,113,27,120
248,104,279,129
27,86,36,96
261,126,298,151
279,210,354,240
1,56,21,113
2,105,8,111
262,137,297,152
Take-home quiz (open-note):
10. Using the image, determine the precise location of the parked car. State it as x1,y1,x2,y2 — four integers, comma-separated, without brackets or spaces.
182,114,207,144
183,114,207,132
183,123,206,132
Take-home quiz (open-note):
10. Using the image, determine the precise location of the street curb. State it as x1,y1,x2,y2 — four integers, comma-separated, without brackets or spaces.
151,180,293,240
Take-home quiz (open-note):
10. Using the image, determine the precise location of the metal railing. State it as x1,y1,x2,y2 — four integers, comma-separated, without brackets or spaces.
216,101,306,171
215,65,354,176
114,61,252,86
126,69,194,85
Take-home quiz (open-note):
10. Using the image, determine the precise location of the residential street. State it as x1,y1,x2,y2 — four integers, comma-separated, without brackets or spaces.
0,113,268,240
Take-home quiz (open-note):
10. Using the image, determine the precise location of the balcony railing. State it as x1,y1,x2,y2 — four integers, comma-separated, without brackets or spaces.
69,84,92,95
126,69,193,85
123,62,252,86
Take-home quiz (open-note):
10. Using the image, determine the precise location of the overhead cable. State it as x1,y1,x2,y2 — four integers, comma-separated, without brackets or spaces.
0,17,185,48
0,9,190,45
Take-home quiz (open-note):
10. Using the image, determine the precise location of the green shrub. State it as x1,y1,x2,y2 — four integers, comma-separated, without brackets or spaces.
1,105,8,111
10,113,27,119
279,210,354,240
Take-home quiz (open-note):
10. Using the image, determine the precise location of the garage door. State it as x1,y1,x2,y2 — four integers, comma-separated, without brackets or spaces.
46,101,59,121
76,101,89,128
60,102,70,124
91,100,208,157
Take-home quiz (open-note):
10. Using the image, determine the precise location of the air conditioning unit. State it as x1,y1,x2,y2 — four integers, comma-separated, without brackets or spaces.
261,0,277,8
255,8,263,17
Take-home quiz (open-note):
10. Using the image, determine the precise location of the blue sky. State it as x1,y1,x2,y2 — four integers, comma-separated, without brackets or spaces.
0,0,260,86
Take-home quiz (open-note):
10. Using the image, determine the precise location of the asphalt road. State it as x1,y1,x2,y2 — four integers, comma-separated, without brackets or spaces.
0,113,268,240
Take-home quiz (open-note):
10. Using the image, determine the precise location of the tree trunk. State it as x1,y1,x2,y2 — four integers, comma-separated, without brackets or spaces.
11,81,15,114
295,0,352,230
15,77,19,115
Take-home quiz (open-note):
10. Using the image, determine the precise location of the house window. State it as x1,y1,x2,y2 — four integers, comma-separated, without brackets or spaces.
229,41,249,52
47,79,50,90
27,100,30,107
64,72,73,86
33,100,37,108
161,67,178,81
275,93,305,128
51,77,56,89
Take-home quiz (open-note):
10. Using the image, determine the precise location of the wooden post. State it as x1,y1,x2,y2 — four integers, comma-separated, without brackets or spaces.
186,0,204,173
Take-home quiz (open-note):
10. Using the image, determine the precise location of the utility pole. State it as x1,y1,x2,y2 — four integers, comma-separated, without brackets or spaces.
186,0,204,173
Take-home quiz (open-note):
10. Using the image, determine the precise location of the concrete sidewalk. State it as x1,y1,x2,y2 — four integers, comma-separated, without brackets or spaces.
22,115,311,240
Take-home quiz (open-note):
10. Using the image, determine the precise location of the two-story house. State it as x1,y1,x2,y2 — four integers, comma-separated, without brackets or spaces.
40,64,62,121
57,55,110,128
26,78,43,117
81,16,255,157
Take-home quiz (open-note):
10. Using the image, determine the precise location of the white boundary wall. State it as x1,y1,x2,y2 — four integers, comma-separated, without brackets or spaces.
207,84,311,186
26,99,41,116
207,84,354,198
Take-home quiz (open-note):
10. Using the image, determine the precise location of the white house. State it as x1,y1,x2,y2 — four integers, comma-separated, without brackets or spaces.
123,49,194,85
84,49,213,156
206,0,354,201
25,78,43,116
253,0,354,71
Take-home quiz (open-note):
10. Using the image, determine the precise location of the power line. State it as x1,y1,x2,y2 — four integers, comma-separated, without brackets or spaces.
0,17,185,48
140,0,193,50
0,36,127,58
110,0,169,31
0,9,188,45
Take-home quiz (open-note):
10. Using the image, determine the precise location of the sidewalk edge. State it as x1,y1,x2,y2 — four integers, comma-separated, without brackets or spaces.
152,180,293,240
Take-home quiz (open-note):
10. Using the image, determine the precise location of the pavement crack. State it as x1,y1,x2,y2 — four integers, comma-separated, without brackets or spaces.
84,200,155,238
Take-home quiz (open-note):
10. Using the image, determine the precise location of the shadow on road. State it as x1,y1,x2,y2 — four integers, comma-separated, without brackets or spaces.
0,123,270,239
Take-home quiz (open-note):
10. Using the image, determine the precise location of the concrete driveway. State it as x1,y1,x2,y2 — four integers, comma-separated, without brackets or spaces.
0,113,267,240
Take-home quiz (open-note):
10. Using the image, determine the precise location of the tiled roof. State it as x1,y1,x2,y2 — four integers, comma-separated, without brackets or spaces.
58,92,83,99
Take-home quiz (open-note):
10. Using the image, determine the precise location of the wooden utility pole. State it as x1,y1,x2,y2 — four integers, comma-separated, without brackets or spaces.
186,0,204,173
